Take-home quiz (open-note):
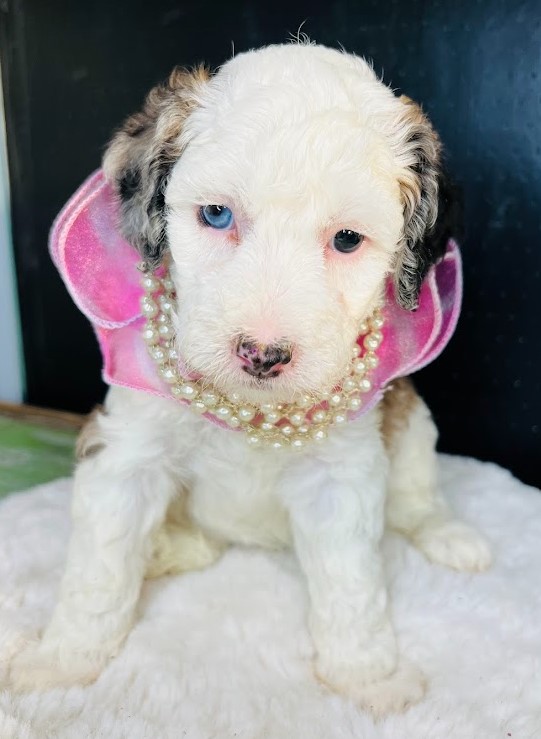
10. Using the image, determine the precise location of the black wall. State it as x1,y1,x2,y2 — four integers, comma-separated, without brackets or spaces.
1,0,540,487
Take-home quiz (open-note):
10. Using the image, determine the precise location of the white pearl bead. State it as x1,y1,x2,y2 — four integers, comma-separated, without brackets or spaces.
359,321,369,334
365,353,379,369
141,296,158,317
158,295,174,313
264,411,281,424
215,406,231,420
364,331,382,351
229,392,242,404
247,434,261,446
289,412,305,426
168,347,179,361
150,346,167,364
158,323,174,338
343,377,358,393
347,396,362,411
201,391,218,407
191,400,207,414
351,345,360,359
238,406,256,422
312,428,327,441
271,439,286,450
371,315,384,330
161,366,178,384
297,425,310,435
312,409,327,424
162,277,175,292
260,403,276,414
260,422,274,432
296,394,312,409
333,412,348,424
291,438,305,450
179,382,198,399
141,276,160,292
358,378,372,393
353,359,367,375
281,425,294,436
329,392,343,407
142,323,159,344
228,415,241,428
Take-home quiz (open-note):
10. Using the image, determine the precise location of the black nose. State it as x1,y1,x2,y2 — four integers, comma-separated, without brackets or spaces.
236,339,292,379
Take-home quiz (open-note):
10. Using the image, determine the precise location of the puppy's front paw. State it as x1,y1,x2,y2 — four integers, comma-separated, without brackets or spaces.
315,658,426,717
413,519,492,572
8,640,109,692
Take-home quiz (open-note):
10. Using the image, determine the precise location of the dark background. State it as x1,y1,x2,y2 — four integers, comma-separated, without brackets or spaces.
1,0,540,487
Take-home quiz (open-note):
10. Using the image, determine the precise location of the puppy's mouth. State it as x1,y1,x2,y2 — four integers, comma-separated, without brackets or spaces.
179,336,353,405
242,367,282,380
177,347,299,403
176,333,350,407
233,353,301,401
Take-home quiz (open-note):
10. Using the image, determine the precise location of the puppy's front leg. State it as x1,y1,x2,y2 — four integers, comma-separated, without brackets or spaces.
281,430,425,716
9,440,176,691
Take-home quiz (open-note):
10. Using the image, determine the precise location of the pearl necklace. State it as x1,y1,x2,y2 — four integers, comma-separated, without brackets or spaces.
140,269,384,450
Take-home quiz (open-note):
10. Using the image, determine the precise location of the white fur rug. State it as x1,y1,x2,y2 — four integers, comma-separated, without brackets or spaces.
0,455,540,738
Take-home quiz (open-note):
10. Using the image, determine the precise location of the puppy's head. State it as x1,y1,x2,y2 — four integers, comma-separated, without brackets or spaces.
104,44,460,405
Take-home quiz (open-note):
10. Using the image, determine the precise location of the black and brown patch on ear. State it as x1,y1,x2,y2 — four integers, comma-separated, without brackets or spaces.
103,66,210,269
393,96,462,310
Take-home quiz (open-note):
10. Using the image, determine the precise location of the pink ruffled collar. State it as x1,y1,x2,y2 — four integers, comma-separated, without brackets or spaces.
50,170,462,422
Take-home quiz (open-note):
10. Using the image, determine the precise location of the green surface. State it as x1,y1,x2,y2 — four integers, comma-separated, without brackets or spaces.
0,417,77,498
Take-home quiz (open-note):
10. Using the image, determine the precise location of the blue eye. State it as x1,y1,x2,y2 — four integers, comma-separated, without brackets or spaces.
199,205,234,230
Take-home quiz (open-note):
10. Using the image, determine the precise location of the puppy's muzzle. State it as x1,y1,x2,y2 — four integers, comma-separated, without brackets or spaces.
236,338,292,379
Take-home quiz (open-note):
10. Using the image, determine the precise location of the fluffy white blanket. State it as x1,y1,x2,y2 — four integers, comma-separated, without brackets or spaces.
0,455,540,738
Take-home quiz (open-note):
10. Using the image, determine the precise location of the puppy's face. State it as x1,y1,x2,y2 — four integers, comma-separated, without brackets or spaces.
105,44,451,404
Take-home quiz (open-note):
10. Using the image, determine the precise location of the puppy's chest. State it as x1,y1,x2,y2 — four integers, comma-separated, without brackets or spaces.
183,426,292,549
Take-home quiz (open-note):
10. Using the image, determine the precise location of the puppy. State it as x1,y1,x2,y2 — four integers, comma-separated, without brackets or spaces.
9,43,491,714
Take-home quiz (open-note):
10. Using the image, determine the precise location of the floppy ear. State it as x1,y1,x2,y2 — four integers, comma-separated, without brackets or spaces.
103,66,210,270
393,96,463,310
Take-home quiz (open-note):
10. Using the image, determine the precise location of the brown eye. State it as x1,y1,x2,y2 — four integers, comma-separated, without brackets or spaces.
333,230,364,253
